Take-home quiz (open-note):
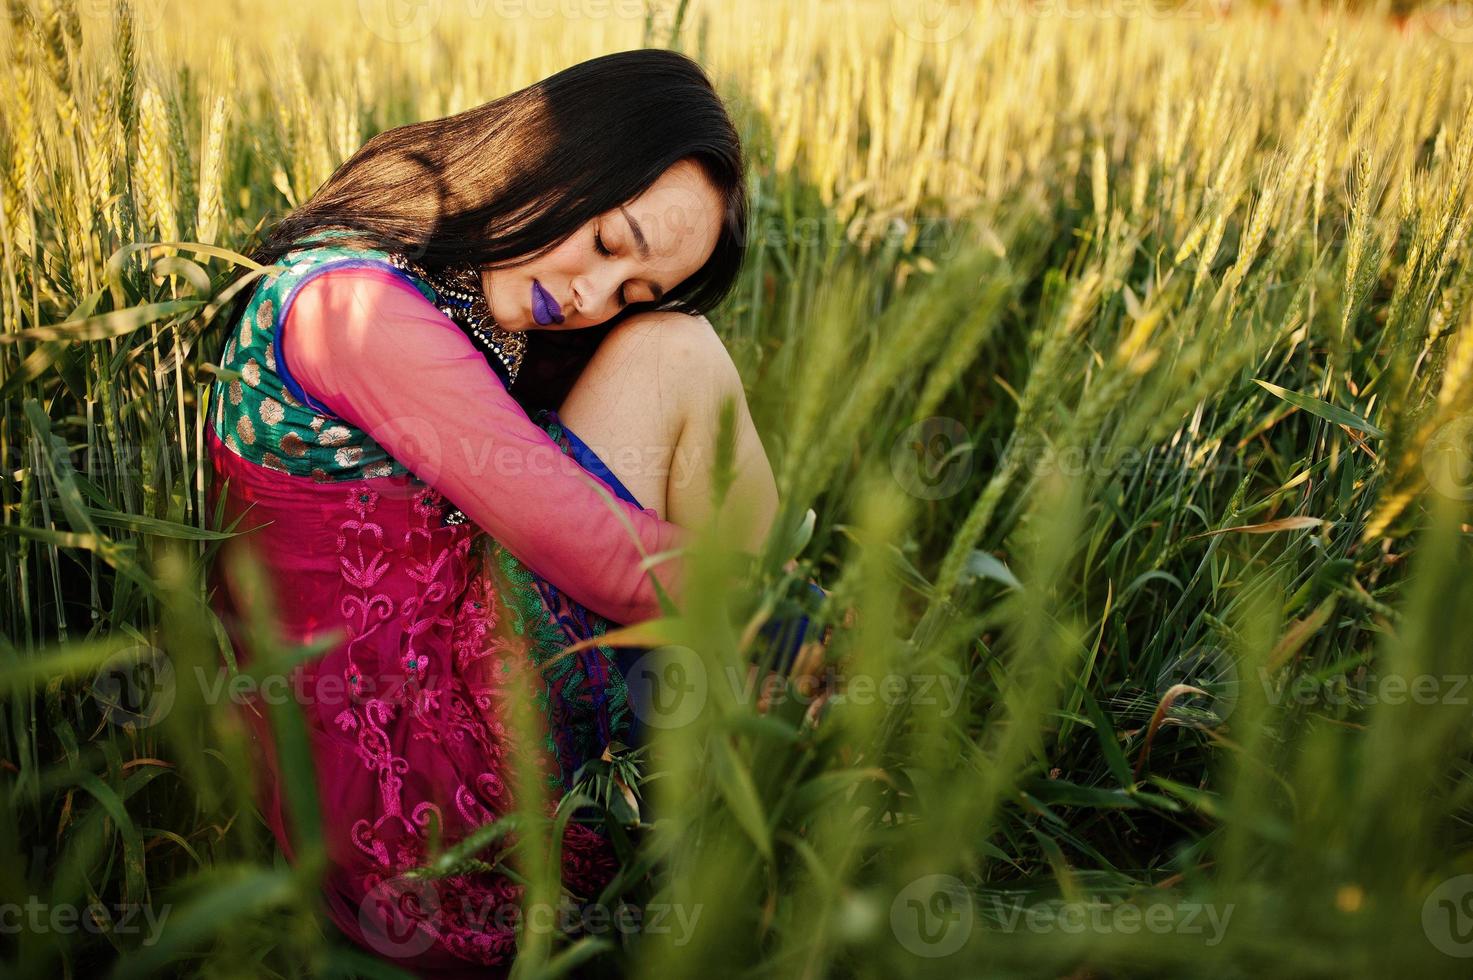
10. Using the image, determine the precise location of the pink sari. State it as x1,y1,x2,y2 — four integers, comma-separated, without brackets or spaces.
205,234,686,975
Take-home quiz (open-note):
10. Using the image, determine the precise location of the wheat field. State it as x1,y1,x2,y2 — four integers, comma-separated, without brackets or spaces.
2,0,1473,977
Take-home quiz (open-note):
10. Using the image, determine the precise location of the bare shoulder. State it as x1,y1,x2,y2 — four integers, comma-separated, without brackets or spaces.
605,309,720,344
601,310,734,374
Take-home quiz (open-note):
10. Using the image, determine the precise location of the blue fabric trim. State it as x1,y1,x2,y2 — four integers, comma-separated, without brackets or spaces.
552,418,827,761
556,421,642,509
754,581,828,675
530,415,651,751
558,416,826,678
553,419,652,750
269,256,434,417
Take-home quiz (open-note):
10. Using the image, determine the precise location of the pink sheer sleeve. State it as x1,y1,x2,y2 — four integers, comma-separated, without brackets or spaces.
278,265,687,625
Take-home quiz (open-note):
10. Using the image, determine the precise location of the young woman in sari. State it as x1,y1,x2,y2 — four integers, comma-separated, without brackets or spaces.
205,49,819,975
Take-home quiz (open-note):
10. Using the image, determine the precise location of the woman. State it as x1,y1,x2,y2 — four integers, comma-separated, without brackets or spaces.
206,49,814,975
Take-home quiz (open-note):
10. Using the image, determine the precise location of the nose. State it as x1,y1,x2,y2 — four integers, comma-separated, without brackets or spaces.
571,271,622,324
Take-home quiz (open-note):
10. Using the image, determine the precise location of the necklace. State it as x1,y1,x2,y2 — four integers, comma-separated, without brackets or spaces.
387,252,527,386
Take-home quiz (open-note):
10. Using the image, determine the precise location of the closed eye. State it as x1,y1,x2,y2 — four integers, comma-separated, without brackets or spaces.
593,226,628,306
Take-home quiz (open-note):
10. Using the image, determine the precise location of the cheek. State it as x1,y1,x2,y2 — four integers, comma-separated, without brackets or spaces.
559,243,595,275
544,236,591,273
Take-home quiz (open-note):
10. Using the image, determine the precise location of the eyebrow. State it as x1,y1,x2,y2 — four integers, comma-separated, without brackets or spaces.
619,205,665,301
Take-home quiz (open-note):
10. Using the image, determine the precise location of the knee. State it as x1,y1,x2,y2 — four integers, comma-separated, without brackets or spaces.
601,311,742,400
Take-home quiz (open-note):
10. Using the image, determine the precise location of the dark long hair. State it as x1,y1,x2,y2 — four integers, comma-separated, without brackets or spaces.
234,48,748,412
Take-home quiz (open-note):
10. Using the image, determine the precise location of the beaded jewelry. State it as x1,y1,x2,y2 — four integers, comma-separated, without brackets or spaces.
386,252,527,528
387,251,527,386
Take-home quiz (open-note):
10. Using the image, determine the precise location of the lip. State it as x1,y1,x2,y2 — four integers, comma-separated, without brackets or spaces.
530,279,565,326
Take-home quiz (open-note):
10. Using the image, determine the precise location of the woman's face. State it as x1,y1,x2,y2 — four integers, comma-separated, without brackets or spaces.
479,158,724,333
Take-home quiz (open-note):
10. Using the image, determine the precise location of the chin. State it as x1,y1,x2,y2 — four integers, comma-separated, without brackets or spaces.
488,304,529,333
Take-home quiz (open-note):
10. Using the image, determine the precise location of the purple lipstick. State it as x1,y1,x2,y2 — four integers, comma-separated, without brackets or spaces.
531,279,564,326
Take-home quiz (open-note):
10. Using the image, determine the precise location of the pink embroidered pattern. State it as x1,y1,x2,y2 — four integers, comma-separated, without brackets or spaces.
313,475,617,970
335,487,393,703
205,409,624,974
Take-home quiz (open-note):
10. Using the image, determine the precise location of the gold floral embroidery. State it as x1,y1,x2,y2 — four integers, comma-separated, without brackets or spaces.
310,415,326,431
236,416,256,445
239,310,252,348
310,467,329,483
228,379,243,405
264,340,276,371
242,359,261,387
363,461,393,479
262,452,287,472
260,397,285,425
336,446,363,468
319,425,350,446
281,431,308,457
255,298,275,333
